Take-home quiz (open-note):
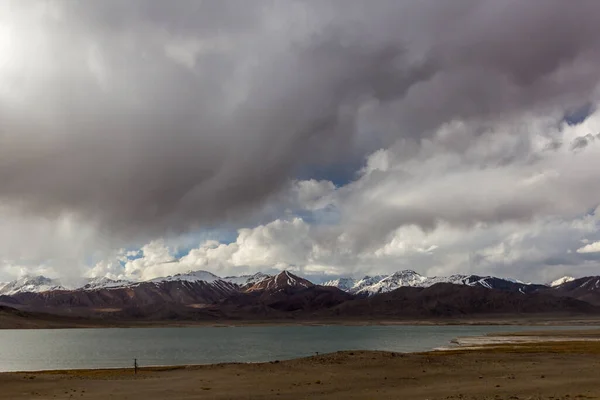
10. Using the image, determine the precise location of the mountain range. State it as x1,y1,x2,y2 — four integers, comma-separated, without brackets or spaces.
322,270,548,296
0,269,599,323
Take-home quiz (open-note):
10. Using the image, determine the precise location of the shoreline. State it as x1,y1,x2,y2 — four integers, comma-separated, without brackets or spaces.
3,331,600,399
4,314,600,329
441,328,600,351
3,328,600,374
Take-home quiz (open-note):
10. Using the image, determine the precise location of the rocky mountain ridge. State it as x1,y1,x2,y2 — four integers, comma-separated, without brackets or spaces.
322,270,546,295
1,270,580,297
1,270,599,320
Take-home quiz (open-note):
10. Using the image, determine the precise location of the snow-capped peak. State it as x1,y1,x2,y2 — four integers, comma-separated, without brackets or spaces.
324,270,545,296
550,276,575,287
351,275,388,292
151,270,220,284
81,277,133,290
323,271,427,295
388,270,427,282
0,275,66,296
322,277,356,292
245,270,313,292
223,272,271,286
280,270,303,286
355,270,428,295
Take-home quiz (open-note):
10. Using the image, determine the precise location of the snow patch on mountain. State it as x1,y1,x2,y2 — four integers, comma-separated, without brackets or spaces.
323,271,427,295
550,276,575,287
151,270,220,284
426,274,469,286
0,270,274,295
322,277,356,292
574,277,600,291
0,276,66,296
284,271,303,287
0,268,556,298
324,270,544,296
356,270,428,295
245,271,313,292
81,277,133,290
351,275,387,293
223,272,271,286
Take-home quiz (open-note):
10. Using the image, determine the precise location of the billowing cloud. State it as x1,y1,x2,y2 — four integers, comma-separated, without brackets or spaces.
577,241,600,254
2,0,600,238
570,134,599,151
91,111,600,283
2,1,600,282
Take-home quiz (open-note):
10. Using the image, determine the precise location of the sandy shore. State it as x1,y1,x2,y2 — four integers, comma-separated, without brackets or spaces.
446,328,600,349
3,331,600,399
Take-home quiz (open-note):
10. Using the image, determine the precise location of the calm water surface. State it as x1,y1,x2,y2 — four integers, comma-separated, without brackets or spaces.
0,325,592,372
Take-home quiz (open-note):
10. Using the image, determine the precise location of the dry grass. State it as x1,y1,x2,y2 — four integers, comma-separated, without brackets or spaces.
4,344,600,399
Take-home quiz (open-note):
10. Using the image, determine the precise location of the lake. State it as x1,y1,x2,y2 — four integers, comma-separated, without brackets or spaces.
0,325,591,372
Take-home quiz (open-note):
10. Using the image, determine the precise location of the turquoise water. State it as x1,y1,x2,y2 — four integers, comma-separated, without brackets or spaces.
0,325,591,372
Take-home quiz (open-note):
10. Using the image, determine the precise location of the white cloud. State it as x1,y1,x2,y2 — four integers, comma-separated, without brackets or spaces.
5,109,600,284
577,241,600,254
4,2,600,285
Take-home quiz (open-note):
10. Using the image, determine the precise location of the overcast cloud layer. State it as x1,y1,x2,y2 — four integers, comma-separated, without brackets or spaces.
2,0,600,283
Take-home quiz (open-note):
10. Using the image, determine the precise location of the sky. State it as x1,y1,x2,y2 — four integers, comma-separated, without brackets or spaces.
2,0,600,284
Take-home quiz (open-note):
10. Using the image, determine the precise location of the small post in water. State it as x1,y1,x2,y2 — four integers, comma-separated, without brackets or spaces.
134,358,138,375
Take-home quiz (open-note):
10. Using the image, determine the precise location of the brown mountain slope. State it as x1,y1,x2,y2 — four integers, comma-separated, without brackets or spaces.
545,276,600,306
222,272,353,314
1,279,239,313
222,285,353,313
244,271,313,292
3,273,600,322
323,283,598,318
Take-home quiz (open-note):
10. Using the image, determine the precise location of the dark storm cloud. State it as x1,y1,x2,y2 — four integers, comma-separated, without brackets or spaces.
570,134,596,151
1,0,600,241
544,141,563,152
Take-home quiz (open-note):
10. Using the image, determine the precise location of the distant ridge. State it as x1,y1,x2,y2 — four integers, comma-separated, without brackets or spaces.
1,269,600,321
323,270,545,296
223,272,271,287
0,275,66,296
549,276,600,305
550,276,575,287
324,283,597,318
0,269,589,297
